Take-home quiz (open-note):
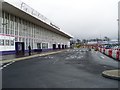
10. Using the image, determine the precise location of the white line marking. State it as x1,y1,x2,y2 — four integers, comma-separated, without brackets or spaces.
3,65,7,68
1,61,15,70
101,56,105,59
0,67,3,70
53,60,59,64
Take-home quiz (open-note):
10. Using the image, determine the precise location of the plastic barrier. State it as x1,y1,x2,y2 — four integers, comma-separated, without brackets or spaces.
99,48,120,61
105,49,109,56
112,50,117,59
98,47,100,51
103,48,105,54
116,50,120,60
100,48,102,52
108,49,112,58
101,48,104,53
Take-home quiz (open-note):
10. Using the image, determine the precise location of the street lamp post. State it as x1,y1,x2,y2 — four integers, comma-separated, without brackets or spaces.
117,19,120,47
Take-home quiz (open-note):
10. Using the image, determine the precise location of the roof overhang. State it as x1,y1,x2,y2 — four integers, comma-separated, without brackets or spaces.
2,1,72,39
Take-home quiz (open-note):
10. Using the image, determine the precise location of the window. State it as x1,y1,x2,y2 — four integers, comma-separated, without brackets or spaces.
1,39,4,45
0,39,2,45
11,40,14,46
15,37,18,42
42,43,48,49
6,40,9,46
37,43,41,49
19,37,21,42
2,11,5,34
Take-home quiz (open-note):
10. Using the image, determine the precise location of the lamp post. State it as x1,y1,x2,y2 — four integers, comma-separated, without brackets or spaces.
117,19,120,47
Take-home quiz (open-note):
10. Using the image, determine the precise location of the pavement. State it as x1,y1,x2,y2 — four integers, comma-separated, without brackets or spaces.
2,48,119,88
0,49,67,64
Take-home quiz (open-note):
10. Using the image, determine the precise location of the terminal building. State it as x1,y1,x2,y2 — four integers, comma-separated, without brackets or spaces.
0,0,72,55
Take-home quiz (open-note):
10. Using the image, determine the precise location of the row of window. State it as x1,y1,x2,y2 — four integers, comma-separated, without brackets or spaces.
37,43,48,49
0,39,14,46
1,11,63,41
1,11,48,38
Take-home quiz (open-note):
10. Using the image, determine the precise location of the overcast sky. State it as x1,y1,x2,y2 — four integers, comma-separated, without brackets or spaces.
22,0,119,40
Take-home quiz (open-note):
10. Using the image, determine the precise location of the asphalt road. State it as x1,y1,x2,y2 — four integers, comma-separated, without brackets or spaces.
2,48,120,88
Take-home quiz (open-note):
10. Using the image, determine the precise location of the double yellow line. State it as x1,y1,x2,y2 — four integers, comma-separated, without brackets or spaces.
0,50,67,64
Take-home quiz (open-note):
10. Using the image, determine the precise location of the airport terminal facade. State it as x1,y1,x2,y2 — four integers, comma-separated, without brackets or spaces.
0,0,72,55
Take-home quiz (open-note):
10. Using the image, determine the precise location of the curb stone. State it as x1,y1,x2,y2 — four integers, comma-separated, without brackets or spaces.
102,70,120,80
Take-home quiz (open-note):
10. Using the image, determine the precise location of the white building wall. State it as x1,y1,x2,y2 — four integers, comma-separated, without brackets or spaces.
0,1,71,52
0,11,70,51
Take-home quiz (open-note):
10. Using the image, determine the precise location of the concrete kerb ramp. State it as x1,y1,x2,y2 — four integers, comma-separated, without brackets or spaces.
102,70,120,80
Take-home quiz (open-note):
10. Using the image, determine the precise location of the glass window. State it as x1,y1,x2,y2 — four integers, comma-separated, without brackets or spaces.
37,43,41,49
5,12,9,34
42,43,48,49
11,40,14,46
2,11,5,34
15,30,18,35
6,40,9,46
19,37,21,42
0,39,2,45
15,37,18,42
1,39,4,45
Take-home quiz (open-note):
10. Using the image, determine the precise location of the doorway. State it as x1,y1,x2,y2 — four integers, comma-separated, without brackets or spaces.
53,44,56,49
15,42,25,56
58,44,61,49
62,45,64,49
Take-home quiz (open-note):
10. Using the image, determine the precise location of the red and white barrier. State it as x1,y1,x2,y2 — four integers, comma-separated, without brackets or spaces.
98,47,101,51
116,50,120,60
105,49,109,56
108,49,112,58
97,47,120,61
112,50,117,59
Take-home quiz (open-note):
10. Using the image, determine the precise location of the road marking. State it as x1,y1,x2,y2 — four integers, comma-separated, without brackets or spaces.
0,61,16,70
0,50,67,64
53,60,59,64
101,56,105,59
0,67,3,70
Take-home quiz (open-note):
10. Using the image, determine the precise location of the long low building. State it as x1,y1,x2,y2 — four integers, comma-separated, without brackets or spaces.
0,0,72,55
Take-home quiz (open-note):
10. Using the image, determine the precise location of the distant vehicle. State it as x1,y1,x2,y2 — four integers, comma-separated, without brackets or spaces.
111,45,120,50
104,45,112,49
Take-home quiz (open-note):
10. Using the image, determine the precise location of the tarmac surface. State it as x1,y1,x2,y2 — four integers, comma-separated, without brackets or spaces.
2,48,120,88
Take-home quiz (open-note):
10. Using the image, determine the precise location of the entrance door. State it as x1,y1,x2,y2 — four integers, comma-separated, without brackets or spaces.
62,45,64,49
53,44,56,50
58,44,61,49
65,45,67,49
15,42,25,56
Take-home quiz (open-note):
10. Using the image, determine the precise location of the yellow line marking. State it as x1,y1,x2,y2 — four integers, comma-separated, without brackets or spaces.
0,50,66,64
